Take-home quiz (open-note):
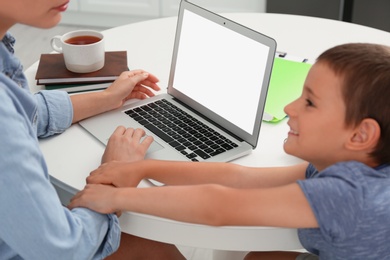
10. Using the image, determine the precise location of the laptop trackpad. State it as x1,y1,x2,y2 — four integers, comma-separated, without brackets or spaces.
146,139,164,154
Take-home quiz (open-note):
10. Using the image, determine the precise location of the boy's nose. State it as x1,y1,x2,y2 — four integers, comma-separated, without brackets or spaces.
284,99,297,117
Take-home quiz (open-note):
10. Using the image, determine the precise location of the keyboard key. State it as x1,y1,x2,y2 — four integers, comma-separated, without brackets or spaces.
138,119,149,125
221,143,234,150
169,141,181,147
198,144,209,150
143,124,173,143
194,149,211,159
204,148,214,154
210,148,226,156
186,153,197,159
132,115,143,122
174,145,186,151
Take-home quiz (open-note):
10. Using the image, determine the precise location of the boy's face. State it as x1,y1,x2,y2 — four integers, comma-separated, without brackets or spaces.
283,62,353,171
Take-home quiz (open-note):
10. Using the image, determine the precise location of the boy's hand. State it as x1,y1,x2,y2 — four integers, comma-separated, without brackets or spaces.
87,161,143,188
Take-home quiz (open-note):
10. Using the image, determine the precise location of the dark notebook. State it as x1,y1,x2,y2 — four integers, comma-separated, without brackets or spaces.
35,51,128,85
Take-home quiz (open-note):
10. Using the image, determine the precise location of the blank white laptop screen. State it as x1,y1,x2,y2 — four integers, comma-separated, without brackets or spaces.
78,0,276,163
172,10,270,135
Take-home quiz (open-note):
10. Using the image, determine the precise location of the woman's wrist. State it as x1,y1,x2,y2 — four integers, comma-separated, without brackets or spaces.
99,89,122,111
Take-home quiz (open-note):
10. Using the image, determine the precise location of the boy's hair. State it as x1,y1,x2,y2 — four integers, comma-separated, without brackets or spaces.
317,43,390,164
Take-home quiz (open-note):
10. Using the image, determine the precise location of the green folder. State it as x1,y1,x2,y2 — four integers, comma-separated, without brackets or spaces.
263,57,312,123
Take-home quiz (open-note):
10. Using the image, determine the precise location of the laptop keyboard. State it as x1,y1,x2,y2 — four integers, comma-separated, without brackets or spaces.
124,99,238,161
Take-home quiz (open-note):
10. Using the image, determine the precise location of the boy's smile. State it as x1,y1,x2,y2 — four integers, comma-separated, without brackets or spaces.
283,62,354,171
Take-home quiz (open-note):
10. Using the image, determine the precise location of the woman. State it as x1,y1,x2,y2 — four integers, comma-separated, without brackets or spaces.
0,0,184,259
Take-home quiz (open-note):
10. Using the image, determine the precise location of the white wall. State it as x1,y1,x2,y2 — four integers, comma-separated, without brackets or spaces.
61,0,266,28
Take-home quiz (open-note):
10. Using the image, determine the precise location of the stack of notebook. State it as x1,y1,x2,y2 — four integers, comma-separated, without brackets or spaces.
35,51,129,93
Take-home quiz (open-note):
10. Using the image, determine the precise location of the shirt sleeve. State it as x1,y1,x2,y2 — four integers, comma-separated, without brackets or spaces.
297,162,366,243
0,90,120,259
35,90,73,138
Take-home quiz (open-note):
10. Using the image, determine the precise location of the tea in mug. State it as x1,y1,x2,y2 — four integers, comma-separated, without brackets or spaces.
65,35,101,45
51,30,105,73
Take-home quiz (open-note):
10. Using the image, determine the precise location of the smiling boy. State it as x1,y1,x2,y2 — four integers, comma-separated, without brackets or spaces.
69,43,390,259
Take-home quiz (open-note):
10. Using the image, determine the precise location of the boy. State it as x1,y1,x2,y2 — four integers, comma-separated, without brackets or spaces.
69,43,390,259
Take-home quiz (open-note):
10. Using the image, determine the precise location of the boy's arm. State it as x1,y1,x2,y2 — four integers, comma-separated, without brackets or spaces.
141,160,309,188
69,181,317,228
87,160,309,189
71,161,313,228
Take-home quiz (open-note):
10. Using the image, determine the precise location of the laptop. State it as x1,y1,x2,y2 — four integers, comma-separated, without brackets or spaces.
79,0,276,162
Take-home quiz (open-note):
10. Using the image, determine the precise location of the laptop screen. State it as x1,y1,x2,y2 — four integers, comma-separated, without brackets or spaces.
168,1,276,147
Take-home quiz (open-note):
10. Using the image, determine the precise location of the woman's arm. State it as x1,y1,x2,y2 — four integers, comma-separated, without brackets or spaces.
71,70,160,123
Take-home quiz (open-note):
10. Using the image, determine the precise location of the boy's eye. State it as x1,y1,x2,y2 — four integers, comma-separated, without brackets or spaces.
305,99,314,107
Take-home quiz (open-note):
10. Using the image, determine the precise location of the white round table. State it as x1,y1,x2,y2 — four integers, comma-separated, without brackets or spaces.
24,13,390,257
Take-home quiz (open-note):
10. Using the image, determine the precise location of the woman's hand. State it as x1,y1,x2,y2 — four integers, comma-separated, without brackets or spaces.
104,69,160,110
102,126,153,163
70,69,160,123
68,184,122,215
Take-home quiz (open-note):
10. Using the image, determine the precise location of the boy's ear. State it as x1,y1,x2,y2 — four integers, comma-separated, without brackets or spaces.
346,118,381,151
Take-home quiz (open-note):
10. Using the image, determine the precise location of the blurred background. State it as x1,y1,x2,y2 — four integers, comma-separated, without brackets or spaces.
9,0,390,69
58,0,390,31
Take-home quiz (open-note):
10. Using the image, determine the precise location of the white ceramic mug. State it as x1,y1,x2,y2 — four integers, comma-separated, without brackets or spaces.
50,30,105,73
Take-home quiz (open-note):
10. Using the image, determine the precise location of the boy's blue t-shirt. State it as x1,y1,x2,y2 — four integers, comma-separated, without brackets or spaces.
297,161,390,259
